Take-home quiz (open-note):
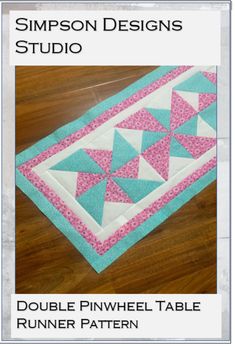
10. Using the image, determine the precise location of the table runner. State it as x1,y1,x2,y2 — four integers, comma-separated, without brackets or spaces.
16,66,217,272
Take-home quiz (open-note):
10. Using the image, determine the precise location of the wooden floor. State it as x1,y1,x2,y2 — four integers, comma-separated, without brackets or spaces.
16,66,216,294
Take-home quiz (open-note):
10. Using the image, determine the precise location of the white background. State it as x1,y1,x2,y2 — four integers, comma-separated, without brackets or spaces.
11,294,221,339
9,10,221,65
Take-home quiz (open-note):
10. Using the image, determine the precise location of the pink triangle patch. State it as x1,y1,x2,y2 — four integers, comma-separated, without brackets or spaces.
203,71,217,85
174,134,216,159
170,91,197,131
76,172,105,198
105,178,133,203
85,149,112,173
141,135,170,180
199,93,216,111
112,156,140,179
116,108,167,132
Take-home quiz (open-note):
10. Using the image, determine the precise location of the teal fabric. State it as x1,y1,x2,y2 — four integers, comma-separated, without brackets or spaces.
147,108,171,130
170,137,193,158
174,72,216,94
77,179,107,225
199,102,217,130
51,149,104,174
113,177,163,203
174,115,198,136
111,130,138,172
141,131,167,152
16,66,216,272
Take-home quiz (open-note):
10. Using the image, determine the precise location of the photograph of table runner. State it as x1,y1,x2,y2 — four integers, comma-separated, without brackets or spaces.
16,66,216,272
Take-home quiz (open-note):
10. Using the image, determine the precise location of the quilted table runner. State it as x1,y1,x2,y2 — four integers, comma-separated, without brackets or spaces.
16,66,217,272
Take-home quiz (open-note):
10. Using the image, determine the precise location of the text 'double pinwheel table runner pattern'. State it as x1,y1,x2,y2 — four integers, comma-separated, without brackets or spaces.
16,66,217,272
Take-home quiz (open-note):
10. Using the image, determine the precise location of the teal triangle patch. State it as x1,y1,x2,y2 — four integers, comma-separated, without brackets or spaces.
174,115,198,136
170,137,193,158
174,72,216,94
113,177,162,203
111,130,138,173
141,131,167,152
51,149,104,174
199,102,216,130
76,179,107,225
146,108,171,130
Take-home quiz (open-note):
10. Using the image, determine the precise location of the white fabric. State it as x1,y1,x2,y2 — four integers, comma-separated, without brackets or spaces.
168,156,194,178
197,115,216,137
102,202,132,227
138,156,165,182
49,170,77,196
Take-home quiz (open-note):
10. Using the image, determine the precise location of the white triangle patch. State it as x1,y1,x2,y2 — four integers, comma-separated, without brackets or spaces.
197,116,216,138
138,157,165,182
85,128,114,150
176,90,199,112
169,156,194,178
117,128,143,153
48,170,77,197
147,87,172,109
102,201,132,227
